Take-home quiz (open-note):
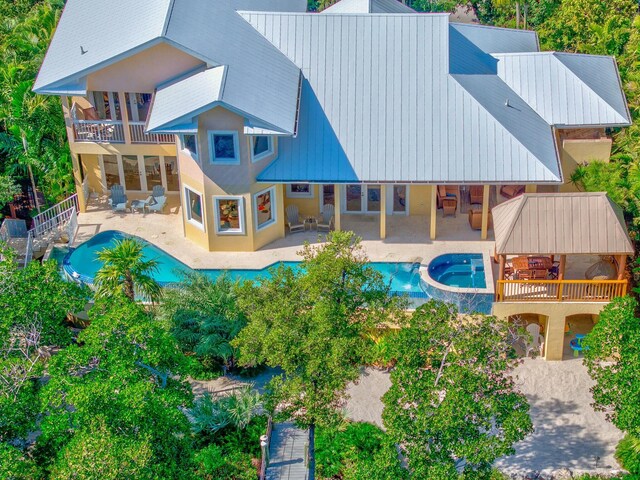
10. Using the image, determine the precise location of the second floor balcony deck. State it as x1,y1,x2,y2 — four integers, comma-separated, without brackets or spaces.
72,119,174,145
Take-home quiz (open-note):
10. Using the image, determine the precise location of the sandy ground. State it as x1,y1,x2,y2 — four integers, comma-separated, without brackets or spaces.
192,360,622,476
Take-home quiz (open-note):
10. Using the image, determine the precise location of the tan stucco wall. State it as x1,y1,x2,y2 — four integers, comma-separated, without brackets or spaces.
79,154,103,193
409,185,433,216
492,301,606,361
71,142,178,158
284,185,321,218
86,42,204,93
558,138,613,192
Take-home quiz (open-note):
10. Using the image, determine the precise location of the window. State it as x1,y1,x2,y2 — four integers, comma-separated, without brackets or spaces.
287,184,313,198
122,155,141,191
254,187,276,231
185,186,204,229
209,131,239,164
164,156,179,191
181,134,198,159
102,154,120,189
144,156,162,190
251,136,273,162
214,196,245,235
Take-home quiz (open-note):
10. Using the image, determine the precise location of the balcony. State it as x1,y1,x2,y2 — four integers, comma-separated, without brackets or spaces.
129,122,175,144
73,120,125,143
496,279,627,303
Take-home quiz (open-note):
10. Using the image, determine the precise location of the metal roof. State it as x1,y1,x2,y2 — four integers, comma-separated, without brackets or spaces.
321,0,415,13
450,23,539,54
146,67,226,132
244,12,562,184
492,193,634,255
34,0,302,135
494,52,631,126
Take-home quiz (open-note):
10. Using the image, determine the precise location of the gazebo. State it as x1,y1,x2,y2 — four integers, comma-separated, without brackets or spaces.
491,192,634,360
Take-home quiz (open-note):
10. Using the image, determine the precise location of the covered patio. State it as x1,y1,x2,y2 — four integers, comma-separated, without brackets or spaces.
491,192,634,360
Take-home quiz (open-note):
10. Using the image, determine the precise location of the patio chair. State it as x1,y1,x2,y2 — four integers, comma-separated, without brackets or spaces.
108,185,128,212
516,269,548,280
500,185,525,199
524,323,544,357
436,185,459,209
469,185,484,205
317,204,334,232
468,208,492,230
442,198,457,217
569,334,587,357
152,185,165,199
146,195,166,213
286,205,305,233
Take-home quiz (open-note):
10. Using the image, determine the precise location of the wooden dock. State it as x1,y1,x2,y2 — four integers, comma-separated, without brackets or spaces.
265,422,309,480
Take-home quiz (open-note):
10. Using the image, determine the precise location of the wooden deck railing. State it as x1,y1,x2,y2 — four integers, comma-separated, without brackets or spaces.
496,279,627,302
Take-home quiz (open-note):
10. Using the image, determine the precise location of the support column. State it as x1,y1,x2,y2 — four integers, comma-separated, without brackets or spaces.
380,185,386,240
525,184,537,193
544,313,565,361
498,254,506,280
558,255,566,280
334,184,341,231
481,184,491,240
70,151,87,213
430,185,437,240
118,92,132,145
617,254,627,280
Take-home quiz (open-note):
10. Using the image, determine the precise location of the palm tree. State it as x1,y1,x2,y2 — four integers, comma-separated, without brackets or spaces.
95,238,161,303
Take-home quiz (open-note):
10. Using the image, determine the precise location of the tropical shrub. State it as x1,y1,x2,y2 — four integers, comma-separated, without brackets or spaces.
617,434,640,474
190,386,262,435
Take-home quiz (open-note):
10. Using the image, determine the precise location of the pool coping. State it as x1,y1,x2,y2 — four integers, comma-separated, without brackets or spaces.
419,251,495,295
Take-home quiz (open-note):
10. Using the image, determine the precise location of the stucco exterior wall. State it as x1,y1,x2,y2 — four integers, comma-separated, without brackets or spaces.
409,185,433,216
86,42,204,93
79,154,102,193
284,185,321,218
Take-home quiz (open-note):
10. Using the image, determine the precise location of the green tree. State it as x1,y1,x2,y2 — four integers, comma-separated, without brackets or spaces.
95,238,161,303
583,297,640,437
382,300,533,479
233,231,403,478
0,174,19,211
160,272,246,374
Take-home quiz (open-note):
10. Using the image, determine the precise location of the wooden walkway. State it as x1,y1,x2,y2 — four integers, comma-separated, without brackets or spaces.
265,422,309,480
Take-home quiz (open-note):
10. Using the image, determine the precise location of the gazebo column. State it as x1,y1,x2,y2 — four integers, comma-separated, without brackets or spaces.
498,254,506,280
544,313,566,361
379,185,387,240
481,185,490,240
430,185,437,240
556,254,567,301
334,184,341,231
617,254,627,280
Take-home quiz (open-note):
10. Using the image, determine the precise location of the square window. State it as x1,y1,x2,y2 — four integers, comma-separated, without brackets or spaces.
214,197,245,235
254,187,276,231
181,134,198,158
252,136,273,162
185,186,204,228
286,183,313,198
209,131,239,164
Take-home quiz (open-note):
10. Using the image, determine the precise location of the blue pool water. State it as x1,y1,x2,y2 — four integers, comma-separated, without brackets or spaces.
427,253,486,289
63,230,425,296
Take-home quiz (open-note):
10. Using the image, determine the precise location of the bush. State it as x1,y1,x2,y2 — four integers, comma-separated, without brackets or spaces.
316,421,405,480
193,444,256,480
617,434,640,474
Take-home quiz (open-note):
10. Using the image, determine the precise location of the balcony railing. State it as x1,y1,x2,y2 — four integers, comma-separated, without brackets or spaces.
496,279,627,303
73,120,125,143
129,122,175,144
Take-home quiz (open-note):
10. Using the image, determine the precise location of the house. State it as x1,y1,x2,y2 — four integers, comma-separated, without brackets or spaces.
35,0,633,358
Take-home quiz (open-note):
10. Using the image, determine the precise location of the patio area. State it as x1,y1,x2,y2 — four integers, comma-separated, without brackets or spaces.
75,193,496,270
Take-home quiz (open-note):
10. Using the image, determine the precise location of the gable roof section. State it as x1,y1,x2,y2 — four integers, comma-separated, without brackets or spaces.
146,67,226,132
494,52,631,127
34,0,172,93
492,193,634,255
321,0,415,13
244,12,562,183
450,23,539,54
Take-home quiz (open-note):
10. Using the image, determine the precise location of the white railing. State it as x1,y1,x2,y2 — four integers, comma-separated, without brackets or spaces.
32,194,79,239
129,122,175,144
23,230,33,267
66,207,78,246
73,120,125,143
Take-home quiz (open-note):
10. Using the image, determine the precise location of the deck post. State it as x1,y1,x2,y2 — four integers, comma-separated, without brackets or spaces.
544,313,565,361
118,92,132,145
380,185,386,239
557,255,566,301
498,254,506,280
617,254,627,280
430,185,437,240
334,184,341,231
481,185,490,240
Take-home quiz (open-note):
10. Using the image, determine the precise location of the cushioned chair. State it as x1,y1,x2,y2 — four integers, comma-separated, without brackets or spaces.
286,205,305,233
436,185,459,209
500,185,525,199
468,209,492,230
317,204,334,232
442,198,457,217
469,185,484,205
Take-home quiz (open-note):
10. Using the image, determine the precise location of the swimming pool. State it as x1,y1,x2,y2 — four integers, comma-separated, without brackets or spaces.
63,230,425,297
427,253,486,289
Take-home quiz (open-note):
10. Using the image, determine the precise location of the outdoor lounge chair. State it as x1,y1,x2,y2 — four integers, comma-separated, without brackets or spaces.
286,205,305,233
146,195,167,213
317,204,334,232
152,185,165,199
524,323,544,357
469,185,484,205
108,185,128,212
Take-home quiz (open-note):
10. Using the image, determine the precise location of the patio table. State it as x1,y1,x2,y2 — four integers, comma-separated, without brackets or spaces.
512,256,553,272
130,199,148,214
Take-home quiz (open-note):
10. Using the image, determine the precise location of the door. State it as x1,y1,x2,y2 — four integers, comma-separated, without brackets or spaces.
392,185,408,215
122,155,142,191
343,185,381,213
346,185,362,212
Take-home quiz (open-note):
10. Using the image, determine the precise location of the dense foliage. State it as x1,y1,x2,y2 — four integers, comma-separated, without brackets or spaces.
382,300,533,479
0,0,74,210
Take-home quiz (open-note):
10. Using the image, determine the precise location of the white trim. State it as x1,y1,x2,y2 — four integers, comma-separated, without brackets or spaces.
183,185,205,231
253,186,277,232
287,183,314,198
250,135,274,162
213,196,246,235
209,130,240,165
180,133,199,161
